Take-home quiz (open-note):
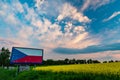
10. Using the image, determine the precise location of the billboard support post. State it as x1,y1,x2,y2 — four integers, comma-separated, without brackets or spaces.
16,65,20,76
18,65,20,73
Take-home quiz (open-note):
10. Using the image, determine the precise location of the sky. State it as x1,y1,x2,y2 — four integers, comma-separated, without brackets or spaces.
0,0,120,61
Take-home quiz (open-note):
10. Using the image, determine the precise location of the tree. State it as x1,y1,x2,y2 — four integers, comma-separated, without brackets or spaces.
76,59,86,64
103,61,107,63
69,58,76,64
87,59,93,64
64,58,69,64
92,60,100,63
109,60,114,63
0,47,10,67
46,59,54,65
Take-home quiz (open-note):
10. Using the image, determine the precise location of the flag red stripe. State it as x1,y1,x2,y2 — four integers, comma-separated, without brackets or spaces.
13,56,43,63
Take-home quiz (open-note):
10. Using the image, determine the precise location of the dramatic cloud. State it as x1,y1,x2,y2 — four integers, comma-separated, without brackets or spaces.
0,0,120,60
0,0,100,55
53,43,120,54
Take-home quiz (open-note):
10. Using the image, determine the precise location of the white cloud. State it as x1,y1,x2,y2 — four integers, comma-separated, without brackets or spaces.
25,4,38,21
57,15,64,21
0,10,5,16
0,0,23,26
81,0,91,12
6,14,19,25
34,19,62,45
18,26,33,39
0,0,96,50
0,37,29,50
12,1,24,13
111,52,120,60
0,0,101,60
0,0,33,48
103,11,120,22
74,26,85,33
35,0,45,8
81,0,112,12
59,22,100,49
71,33,88,44
96,51,120,61
57,3,91,23
44,50,120,61
100,27,120,45
35,0,63,17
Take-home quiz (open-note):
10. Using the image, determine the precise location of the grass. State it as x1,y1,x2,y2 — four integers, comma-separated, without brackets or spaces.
0,67,16,80
1,62,120,80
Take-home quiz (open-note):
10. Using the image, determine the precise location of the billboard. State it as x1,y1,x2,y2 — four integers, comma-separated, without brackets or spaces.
10,47,43,64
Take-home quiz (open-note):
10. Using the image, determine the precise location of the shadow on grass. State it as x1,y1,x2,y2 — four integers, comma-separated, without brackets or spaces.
16,70,120,80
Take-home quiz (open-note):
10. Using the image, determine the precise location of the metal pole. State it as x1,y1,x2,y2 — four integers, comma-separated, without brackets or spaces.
16,65,20,76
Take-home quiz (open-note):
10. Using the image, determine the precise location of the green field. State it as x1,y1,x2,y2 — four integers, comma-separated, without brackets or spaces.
1,62,120,80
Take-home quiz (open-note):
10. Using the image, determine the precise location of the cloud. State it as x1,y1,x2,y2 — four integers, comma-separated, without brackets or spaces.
18,26,33,39
80,0,112,12
61,22,100,49
97,26,120,45
1,0,118,61
0,0,34,48
0,1,27,28
0,37,28,50
35,0,64,17
12,0,24,13
111,52,120,60
80,0,91,12
32,1,94,52
44,50,120,61
5,14,19,25
0,0,98,51
57,3,91,23
35,0,44,8
0,38,17,46
103,11,120,22
53,43,120,54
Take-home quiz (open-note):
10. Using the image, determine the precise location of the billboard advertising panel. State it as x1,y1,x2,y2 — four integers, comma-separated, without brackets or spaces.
10,47,43,64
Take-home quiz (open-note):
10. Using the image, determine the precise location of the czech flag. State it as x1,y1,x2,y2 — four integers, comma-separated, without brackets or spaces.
10,47,43,64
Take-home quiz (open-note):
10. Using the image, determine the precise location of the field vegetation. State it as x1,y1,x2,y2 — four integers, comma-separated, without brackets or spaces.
0,62,120,80
34,62,120,74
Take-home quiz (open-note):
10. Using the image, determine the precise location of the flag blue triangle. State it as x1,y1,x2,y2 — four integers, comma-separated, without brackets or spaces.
11,48,27,61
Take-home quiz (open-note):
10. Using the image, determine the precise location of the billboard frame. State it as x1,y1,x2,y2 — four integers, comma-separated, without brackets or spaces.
10,47,44,65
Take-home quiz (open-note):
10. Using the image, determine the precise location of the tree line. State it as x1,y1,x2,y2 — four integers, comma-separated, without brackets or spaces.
42,59,120,66
42,59,101,65
0,47,120,67
0,47,10,67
